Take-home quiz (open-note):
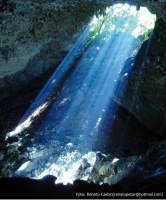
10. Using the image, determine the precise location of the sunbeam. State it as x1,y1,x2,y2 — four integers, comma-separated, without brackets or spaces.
117,29,154,152
6,22,92,138
5,3,156,185
36,4,139,149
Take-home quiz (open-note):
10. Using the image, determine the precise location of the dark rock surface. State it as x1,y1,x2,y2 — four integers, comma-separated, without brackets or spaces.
113,19,166,137
0,0,107,101
0,176,165,199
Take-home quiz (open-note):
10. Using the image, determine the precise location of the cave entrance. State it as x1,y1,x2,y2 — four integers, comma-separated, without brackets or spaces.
3,3,156,185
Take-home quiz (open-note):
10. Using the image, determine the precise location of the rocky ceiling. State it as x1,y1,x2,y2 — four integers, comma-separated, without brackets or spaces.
0,0,166,78
0,0,166,136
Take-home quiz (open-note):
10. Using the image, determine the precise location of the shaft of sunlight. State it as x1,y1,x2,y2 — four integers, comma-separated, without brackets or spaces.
6,102,48,138
6,24,92,137
36,5,139,149
12,3,156,185
56,7,133,130
117,30,154,151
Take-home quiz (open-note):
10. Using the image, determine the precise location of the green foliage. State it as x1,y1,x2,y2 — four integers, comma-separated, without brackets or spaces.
86,4,156,48
87,5,137,46
139,24,153,37
132,49,138,56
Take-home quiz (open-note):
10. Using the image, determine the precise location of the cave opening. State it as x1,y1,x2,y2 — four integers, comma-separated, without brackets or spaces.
1,3,159,187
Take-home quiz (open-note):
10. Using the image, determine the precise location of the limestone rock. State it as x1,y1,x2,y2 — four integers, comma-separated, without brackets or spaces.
15,159,38,176
31,150,44,159
7,145,17,155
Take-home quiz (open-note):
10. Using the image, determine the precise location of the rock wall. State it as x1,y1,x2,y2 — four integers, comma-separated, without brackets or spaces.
0,0,107,100
6,0,166,21
113,19,166,137
0,0,166,100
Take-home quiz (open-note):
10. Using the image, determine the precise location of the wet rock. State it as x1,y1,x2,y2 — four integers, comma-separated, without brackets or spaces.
99,165,115,176
151,167,166,177
22,152,29,158
26,173,31,177
31,150,44,159
15,159,38,176
57,166,66,179
87,152,141,185
81,158,91,169
76,152,81,158
39,144,45,150
7,145,17,156
27,147,37,152
94,152,110,170
66,142,74,150
64,158,74,169
56,157,64,166
31,169,38,177
73,158,91,180
86,151,96,164
18,154,25,160
48,164,59,175
45,162,51,168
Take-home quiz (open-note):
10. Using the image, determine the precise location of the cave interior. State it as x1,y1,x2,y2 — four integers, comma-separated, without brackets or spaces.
0,0,166,198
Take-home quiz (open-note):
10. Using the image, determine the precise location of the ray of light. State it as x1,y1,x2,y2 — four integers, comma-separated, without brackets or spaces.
35,4,139,149
6,102,48,138
10,4,156,185
117,29,154,152
6,24,92,137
